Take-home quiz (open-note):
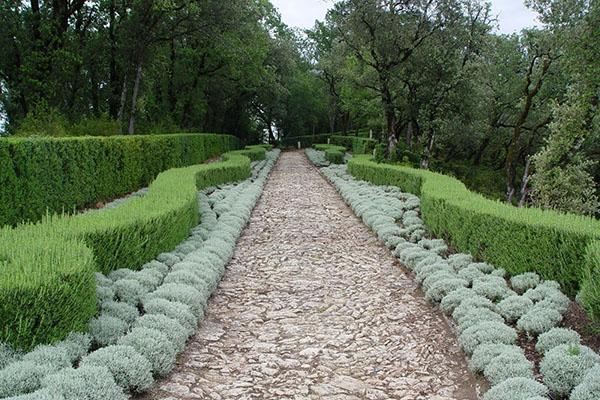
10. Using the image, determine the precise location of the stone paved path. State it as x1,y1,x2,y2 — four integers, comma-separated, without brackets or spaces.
139,151,482,400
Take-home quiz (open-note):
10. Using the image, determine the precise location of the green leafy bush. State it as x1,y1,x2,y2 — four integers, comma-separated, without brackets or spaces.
347,155,600,316
0,133,239,226
0,151,252,350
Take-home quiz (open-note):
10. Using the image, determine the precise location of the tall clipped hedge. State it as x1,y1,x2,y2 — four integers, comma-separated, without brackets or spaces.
330,135,377,154
0,149,259,351
0,133,239,227
348,156,600,308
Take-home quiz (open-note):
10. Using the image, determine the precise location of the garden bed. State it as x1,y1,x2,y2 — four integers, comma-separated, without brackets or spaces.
0,150,280,400
306,149,600,400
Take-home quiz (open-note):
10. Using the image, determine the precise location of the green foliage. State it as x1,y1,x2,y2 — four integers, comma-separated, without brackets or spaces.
531,87,600,216
325,149,345,164
0,133,240,226
579,241,600,323
0,149,252,351
330,135,376,154
347,156,600,307
314,144,345,152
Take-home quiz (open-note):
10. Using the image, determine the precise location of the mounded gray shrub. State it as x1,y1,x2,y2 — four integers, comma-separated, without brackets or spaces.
117,327,176,377
42,366,127,400
469,343,522,374
458,321,517,355
112,279,148,306
101,301,139,325
81,345,153,393
571,365,600,400
0,361,49,398
535,327,581,355
144,283,205,318
142,298,197,335
483,348,534,386
88,315,128,347
482,377,548,400
133,315,187,352
440,288,475,314
510,272,541,294
540,344,600,397
497,295,534,322
516,306,562,335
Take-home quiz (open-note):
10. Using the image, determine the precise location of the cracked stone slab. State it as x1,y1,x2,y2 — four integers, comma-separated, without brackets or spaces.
136,151,483,400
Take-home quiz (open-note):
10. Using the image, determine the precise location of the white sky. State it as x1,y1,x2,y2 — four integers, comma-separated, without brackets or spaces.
270,0,540,34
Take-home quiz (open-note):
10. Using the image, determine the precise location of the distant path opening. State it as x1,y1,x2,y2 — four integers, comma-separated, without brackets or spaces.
140,151,481,400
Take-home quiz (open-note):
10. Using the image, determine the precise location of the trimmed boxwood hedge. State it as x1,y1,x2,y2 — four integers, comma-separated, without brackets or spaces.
330,135,377,154
0,133,239,227
347,156,600,309
0,149,259,351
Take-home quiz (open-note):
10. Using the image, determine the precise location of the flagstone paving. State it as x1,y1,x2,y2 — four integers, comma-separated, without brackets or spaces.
139,151,483,400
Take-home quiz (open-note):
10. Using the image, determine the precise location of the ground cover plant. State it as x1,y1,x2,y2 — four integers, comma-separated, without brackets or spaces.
0,149,280,399
347,155,600,316
307,149,600,400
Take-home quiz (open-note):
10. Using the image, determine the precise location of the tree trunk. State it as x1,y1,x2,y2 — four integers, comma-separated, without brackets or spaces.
108,0,119,118
518,157,532,207
128,63,143,135
420,131,436,169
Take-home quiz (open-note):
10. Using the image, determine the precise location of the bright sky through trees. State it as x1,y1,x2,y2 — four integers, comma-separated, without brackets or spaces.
270,0,539,34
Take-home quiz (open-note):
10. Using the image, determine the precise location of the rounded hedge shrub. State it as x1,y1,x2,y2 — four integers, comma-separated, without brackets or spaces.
457,308,505,334
42,366,127,400
81,345,153,392
145,283,204,317
0,361,49,398
452,297,496,322
571,365,600,400
133,315,187,352
88,315,128,347
458,321,517,355
482,377,549,400
425,277,469,303
516,306,562,335
497,295,534,322
483,348,534,386
440,288,475,314
57,332,91,364
510,272,541,294
540,344,600,397
469,343,522,374
21,346,70,370
101,301,139,325
142,298,197,335
117,328,176,377
112,279,148,306
535,327,581,355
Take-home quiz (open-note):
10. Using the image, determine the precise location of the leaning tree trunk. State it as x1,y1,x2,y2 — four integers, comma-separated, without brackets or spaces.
128,62,143,135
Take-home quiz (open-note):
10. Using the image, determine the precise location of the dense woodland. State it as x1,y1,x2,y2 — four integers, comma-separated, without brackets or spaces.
0,0,599,215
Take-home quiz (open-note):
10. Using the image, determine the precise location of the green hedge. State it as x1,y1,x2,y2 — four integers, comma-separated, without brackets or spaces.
348,156,600,306
325,149,345,164
330,135,377,154
228,145,267,161
280,134,331,148
0,150,259,351
0,133,239,227
580,242,600,322
314,144,345,152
